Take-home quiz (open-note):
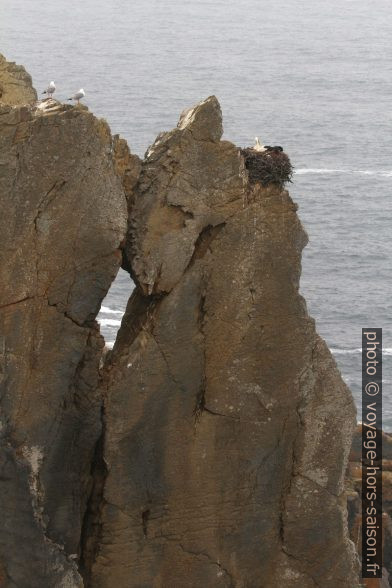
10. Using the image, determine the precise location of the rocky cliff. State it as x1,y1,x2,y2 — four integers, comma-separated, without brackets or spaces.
347,427,392,588
0,53,37,106
0,56,360,587
86,97,359,587
0,58,127,586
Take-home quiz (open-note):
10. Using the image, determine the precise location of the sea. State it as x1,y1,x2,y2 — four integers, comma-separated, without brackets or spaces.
1,0,391,428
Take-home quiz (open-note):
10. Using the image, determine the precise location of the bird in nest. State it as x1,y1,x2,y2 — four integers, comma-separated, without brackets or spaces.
253,137,267,152
253,138,284,154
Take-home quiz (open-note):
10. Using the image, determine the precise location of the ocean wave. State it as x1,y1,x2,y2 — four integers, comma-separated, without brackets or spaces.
100,306,124,315
331,348,362,355
98,318,122,327
295,168,392,177
295,168,346,175
331,348,392,356
106,341,115,349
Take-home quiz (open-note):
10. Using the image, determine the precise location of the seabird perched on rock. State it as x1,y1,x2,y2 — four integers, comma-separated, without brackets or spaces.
42,81,56,98
253,137,267,152
68,88,85,104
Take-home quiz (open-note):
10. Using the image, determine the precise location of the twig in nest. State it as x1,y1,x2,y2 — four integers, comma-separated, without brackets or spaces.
241,148,293,187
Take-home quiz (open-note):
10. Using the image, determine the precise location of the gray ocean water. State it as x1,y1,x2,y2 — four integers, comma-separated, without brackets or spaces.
2,0,391,427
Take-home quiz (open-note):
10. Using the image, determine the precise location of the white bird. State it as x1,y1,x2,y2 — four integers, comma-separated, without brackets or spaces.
253,137,267,152
68,88,85,104
42,81,56,98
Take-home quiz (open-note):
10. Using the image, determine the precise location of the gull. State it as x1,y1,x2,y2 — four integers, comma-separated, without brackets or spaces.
253,137,267,152
42,81,56,98
68,88,85,104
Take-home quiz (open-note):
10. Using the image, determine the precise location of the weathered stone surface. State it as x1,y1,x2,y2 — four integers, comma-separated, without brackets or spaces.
112,134,142,276
113,134,142,203
346,426,392,588
87,97,360,587
0,94,127,585
0,52,360,584
123,95,242,295
0,53,37,105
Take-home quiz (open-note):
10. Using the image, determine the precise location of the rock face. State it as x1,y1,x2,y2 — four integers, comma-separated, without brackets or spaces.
347,427,392,588
0,53,360,586
0,85,128,586
0,53,37,105
86,97,360,587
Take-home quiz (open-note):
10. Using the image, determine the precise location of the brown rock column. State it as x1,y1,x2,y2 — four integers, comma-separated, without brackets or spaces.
88,97,359,587
0,57,128,587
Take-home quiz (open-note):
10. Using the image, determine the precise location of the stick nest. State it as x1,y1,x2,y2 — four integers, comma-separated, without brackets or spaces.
241,148,293,187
